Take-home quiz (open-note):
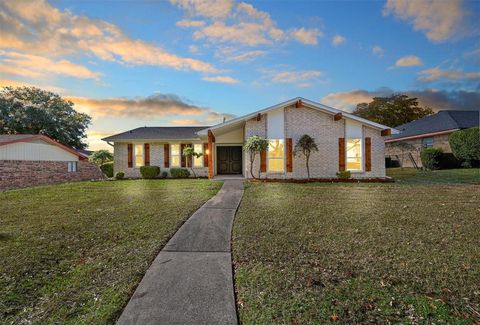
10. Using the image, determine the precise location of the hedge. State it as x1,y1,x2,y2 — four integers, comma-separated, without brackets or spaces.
420,148,443,170
170,168,190,178
140,166,160,179
449,127,480,167
100,162,114,177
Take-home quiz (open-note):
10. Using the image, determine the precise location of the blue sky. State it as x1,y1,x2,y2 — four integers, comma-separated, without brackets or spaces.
1,0,479,150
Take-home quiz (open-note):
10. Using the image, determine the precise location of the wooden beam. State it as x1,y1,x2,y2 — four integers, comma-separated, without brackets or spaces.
295,99,303,108
256,113,261,121
381,128,391,136
207,130,215,179
334,112,343,121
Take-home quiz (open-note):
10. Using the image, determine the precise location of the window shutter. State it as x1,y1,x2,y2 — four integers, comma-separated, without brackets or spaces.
203,143,209,167
286,138,293,172
127,144,133,168
338,138,345,171
260,149,267,173
181,144,186,167
187,145,192,167
365,137,372,172
164,144,170,168
144,143,150,166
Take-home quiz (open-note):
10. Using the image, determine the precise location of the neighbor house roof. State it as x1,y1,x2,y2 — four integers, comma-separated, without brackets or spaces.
102,126,209,142
0,134,86,159
386,110,479,142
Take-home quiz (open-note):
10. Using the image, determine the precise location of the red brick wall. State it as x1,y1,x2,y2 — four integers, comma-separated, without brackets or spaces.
0,160,104,190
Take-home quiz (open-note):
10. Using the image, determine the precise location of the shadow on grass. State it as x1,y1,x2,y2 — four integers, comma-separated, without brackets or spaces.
0,233,14,241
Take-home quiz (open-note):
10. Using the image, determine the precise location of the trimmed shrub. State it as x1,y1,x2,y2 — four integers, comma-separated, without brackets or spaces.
115,172,125,180
420,148,443,170
336,170,351,179
100,162,114,178
170,168,190,178
140,166,160,179
449,127,480,167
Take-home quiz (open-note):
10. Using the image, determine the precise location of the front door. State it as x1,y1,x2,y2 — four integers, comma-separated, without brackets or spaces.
217,146,242,174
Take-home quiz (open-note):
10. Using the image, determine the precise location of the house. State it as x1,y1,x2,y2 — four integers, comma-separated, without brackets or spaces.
103,97,396,179
0,134,103,190
385,110,479,167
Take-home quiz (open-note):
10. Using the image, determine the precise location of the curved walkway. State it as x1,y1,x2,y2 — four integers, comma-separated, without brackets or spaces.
117,180,244,325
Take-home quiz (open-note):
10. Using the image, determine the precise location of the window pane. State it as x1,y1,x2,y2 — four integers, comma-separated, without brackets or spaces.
268,139,284,158
194,144,203,167
135,144,144,167
171,144,180,167
268,159,284,172
422,137,433,148
346,139,362,171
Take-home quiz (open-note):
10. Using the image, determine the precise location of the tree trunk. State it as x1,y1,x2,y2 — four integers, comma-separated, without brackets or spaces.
190,159,196,178
306,153,310,180
250,153,257,179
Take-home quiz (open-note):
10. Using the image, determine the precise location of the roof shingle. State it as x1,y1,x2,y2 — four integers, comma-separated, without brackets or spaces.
102,126,209,142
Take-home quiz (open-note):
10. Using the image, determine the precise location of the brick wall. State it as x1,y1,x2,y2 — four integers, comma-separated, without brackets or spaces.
244,115,267,178
0,160,104,190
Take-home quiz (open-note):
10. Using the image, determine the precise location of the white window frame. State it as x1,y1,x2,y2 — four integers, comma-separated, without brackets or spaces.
422,137,434,148
346,138,363,172
67,161,77,172
134,144,144,168
267,138,285,173
193,143,203,167
170,144,180,167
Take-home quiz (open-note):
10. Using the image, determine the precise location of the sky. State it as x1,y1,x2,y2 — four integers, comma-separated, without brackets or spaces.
1,0,479,150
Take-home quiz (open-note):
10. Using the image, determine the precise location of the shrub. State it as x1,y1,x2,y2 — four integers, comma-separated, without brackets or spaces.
160,171,168,178
100,162,114,177
170,168,190,178
449,127,480,167
140,166,160,179
421,148,443,170
115,172,125,180
336,170,351,179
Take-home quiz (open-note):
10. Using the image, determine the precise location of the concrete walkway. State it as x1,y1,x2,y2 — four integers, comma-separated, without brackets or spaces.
117,180,244,325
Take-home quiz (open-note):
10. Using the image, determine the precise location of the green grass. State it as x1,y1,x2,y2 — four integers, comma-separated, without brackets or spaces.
387,167,480,184
0,179,222,324
233,170,480,324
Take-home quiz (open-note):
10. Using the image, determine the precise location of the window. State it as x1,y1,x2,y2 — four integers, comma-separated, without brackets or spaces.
67,161,77,172
268,139,284,173
346,139,362,171
422,137,433,148
194,143,203,167
135,144,144,167
171,144,180,167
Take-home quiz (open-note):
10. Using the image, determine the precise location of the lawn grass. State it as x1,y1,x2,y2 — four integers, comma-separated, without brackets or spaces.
387,167,480,184
0,179,222,324
233,170,480,323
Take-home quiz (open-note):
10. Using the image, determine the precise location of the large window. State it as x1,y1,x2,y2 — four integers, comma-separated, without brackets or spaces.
346,139,362,171
135,144,144,167
171,144,180,167
194,143,203,167
67,161,77,172
268,139,284,173
422,137,433,148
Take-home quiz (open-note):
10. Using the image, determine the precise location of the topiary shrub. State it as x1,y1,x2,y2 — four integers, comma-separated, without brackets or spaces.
115,172,125,180
449,127,480,167
140,166,160,179
170,168,190,178
336,170,351,179
100,162,114,177
420,148,443,170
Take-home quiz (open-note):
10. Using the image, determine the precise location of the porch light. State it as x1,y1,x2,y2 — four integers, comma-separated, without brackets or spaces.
205,149,210,155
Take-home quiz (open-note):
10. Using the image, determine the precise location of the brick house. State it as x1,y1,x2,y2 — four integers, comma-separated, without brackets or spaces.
0,134,103,190
103,97,395,179
385,110,479,168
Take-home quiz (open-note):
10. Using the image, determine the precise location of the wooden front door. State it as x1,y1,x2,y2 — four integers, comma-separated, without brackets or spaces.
217,146,242,175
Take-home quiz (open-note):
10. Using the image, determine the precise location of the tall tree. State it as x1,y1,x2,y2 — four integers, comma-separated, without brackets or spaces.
352,94,433,127
243,136,269,179
294,134,318,180
89,150,113,166
0,86,91,149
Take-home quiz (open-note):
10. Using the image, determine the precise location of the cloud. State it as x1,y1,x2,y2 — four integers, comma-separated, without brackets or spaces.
0,0,218,73
394,55,422,67
289,27,322,45
202,75,240,84
321,87,480,112
176,19,205,27
0,78,65,93
215,47,267,62
383,0,467,41
0,51,101,80
170,111,236,126
372,46,384,57
418,67,480,82
332,34,346,46
268,70,323,84
170,0,234,19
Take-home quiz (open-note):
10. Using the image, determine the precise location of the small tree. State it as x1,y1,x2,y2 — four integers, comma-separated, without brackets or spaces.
390,141,415,169
89,149,113,166
294,134,318,179
182,146,203,178
244,136,269,179
449,127,480,167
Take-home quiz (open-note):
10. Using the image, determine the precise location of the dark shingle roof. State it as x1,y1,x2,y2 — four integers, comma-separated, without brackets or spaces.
102,126,209,142
390,110,479,140
0,134,37,144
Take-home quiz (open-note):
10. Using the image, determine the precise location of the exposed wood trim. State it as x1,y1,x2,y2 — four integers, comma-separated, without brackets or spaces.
365,137,371,172
127,144,133,168
286,138,293,172
144,143,150,166
381,128,391,136
295,99,303,108
180,144,186,167
338,138,345,172
384,129,459,143
164,144,170,168
334,112,343,121
256,113,262,121
203,143,209,167
260,150,267,173
208,130,215,178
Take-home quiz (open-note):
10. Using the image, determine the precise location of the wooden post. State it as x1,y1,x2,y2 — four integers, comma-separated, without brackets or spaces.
208,130,215,179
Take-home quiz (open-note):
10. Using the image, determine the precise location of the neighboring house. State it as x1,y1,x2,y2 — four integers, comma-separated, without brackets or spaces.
0,134,103,190
103,97,396,179
385,110,479,167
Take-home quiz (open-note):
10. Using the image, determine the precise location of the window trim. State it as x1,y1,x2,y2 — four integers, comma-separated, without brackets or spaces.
134,144,144,168
422,137,434,148
267,138,285,174
193,143,203,167
346,138,364,173
170,143,181,167
67,161,77,172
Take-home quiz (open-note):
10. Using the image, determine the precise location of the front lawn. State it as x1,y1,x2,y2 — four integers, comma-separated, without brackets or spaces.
387,167,480,184
233,172,480,323
0,180,222,324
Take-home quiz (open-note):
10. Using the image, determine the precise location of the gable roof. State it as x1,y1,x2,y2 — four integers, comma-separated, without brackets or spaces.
197,97,396,136
102,126,208,142
388,110,479,141
0,134,87,159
